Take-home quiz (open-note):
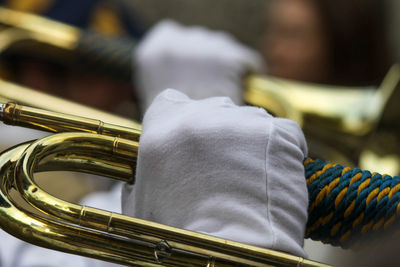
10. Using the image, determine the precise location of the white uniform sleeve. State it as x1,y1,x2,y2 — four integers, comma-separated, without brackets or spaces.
134,20,264,111
122,89,308,257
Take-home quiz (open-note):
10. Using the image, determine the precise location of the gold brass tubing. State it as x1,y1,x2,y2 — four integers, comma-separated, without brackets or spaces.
0,143,172,266
244,75,379,136
34,133,138,181
16,132,137,222
0,100,330,265
0,28,35,52
11,132,330,266
0,79,142,130
1,141,222,266
1,102,141,141
0,7,80,50
244,65,399,137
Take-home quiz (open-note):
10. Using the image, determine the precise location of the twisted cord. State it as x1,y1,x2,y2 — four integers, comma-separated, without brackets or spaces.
304,158,400,248
77,31,135,81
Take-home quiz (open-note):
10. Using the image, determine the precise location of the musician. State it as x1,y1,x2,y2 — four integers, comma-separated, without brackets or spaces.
0,0,395,265
0,21,309,266
126,0,394,259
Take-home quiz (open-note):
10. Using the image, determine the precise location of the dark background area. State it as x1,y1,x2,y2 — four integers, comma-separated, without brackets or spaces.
121,0,400,60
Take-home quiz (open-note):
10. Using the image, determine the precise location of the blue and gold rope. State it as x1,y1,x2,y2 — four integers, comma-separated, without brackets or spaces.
304,158,400,248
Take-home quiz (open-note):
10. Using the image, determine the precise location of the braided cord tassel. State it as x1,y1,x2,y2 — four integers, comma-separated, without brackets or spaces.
304,158,400,248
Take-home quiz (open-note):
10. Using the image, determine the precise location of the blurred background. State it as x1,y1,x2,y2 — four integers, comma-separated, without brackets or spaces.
0,0,398,266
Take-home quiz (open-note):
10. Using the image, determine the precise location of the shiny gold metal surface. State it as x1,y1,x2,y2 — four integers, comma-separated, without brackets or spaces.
0,6,398,266
0,79,141,129
245,65,400,134
0,102,141,141
0,107,329,266
0,76,326,266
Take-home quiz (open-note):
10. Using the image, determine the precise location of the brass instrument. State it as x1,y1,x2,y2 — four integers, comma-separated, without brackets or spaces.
0,79,141,129
246,65,400,166
0,7,134,81
0,6,399,267
0,99,328,267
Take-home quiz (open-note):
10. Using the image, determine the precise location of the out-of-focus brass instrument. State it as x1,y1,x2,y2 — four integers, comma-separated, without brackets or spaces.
246,65,400,167
0,7,135,81
0,6,399,267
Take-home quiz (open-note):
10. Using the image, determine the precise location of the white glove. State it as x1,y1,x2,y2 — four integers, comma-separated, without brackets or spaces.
134,20,264,111
122,89,309,257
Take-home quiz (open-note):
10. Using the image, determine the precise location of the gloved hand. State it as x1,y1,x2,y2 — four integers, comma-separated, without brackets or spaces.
133,20,264,111
122,89,309,257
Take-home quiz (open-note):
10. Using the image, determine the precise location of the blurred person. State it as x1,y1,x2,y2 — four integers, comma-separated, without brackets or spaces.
262,0,393,86
261,0,395,263
129,0,395,261
135,0,394,113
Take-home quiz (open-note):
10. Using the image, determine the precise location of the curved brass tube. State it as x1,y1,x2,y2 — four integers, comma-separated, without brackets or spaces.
0,132,328,267
0,80,142,130
0,143,157,266
0,102,141,141
0,100,329,266
16,133,138,221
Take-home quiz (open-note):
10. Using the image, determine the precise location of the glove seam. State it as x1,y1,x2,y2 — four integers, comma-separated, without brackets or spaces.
264,117,276,250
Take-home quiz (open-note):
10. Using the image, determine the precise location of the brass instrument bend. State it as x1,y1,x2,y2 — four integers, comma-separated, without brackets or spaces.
0,102,328,266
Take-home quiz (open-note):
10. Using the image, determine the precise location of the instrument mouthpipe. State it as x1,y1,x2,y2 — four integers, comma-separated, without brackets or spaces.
0,102,141,141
